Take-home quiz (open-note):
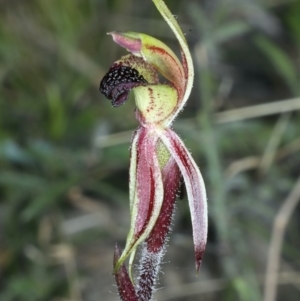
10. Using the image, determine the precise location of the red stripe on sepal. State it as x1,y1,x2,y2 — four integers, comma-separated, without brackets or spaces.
159,128,208,272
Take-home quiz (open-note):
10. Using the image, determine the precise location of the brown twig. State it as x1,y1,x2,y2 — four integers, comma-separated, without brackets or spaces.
263,176,300,301
258,113,291,175
214,97,300,124
225,136,300,179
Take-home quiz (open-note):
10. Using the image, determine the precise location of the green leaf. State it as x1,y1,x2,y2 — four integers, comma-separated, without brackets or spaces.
254,35,299,94
213,21,251,44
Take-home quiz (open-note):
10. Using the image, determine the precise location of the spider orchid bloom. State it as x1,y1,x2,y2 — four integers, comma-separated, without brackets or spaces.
100,0,207,299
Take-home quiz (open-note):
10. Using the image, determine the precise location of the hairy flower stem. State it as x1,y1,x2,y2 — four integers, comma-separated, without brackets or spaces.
136,248,161,301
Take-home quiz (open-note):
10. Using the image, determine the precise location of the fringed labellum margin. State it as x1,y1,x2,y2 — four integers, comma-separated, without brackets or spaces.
99,1,208,300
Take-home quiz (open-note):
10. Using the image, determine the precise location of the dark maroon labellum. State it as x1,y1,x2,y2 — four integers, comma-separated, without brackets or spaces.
99,65,148,107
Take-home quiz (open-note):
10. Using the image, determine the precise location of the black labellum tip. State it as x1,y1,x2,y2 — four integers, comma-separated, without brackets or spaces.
99,65,148,107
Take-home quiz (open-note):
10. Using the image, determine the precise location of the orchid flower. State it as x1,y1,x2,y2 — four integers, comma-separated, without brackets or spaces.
100,0,207,300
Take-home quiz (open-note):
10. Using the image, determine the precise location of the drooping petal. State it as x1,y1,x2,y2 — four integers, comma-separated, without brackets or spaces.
114,127,164,272
146,156,180,252
114,244,139,301
135,129,156,235
159,128,207,272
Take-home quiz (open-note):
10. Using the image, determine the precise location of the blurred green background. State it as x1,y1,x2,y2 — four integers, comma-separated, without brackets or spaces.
0,0,300,300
